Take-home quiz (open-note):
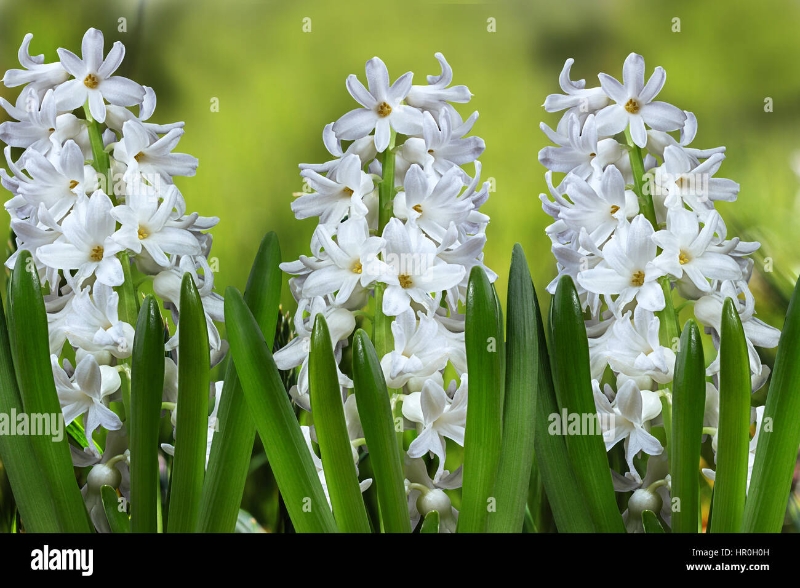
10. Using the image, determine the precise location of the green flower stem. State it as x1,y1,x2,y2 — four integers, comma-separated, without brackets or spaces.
374,132,403,457
624,127,657,229
84,106,139,423
374,132,397,361
83,104,113,200
626,129,682,453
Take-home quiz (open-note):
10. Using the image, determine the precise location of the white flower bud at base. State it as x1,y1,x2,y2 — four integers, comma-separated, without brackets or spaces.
416,489,458,533
86,463,122,495
625,488,663,533
417,489,451,516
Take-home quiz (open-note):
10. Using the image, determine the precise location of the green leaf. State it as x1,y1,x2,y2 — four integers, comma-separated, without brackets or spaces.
549,275,624,533
459,266,505,533
420,510,440,533
744,274,800,532
642,510,665,533
225,287,337,533
309,315,371,532
101,485,130,534
199,232,283,532
9,250,90,532
487,244,536,532
351,329,410,533
529,283,594,533
710,298,751,533
0,285,61,532
129,295,166,533
167,274,211,533
670,320,706,533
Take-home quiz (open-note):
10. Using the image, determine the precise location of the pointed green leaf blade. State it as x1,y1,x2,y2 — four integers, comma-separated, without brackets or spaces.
550,275,624,533
530,284,594,533
352,329,410,533
487,244,536,532
0,284,61,532
309,314,370,533
744,275,800,532
167,274,210,533
459,266,505,533
225,287,337,533
9,250,90,532
129,295,166,533
710,298,751,533
670,320,706,533
199,232,283,532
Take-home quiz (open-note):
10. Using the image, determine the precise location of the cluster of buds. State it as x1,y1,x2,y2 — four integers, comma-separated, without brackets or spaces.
276,53,493,529
539,53,781,530
0,28,223,530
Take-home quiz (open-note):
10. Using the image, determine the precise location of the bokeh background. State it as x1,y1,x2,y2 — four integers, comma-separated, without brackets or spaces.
1,0,799,529
3,0,799,322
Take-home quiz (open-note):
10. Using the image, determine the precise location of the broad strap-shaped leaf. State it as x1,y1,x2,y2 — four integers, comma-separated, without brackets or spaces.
352,329,410,533
9,250,90,532
744,274,800,532
199,232,282,532
129,295,166,533
670,320,706,533
225,286,337,533
487,244,536,532
167,274,211,533
0,284,61,532
710,298,751,533
309,314,371,532
530,285,594,533
549,275,624,533
459,266,505,533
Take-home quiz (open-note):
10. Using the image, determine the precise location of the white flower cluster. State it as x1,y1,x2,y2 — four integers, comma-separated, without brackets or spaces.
277,54,493,530
0,28,224,528
539,53,780,529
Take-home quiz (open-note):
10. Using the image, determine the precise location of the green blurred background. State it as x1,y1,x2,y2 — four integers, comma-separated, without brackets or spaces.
1,0,799,531
3,0,799,326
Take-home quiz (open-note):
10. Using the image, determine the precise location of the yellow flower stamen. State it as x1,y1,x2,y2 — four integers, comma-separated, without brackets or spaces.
83,74,99,89
377,102,392,117
624,98,640,114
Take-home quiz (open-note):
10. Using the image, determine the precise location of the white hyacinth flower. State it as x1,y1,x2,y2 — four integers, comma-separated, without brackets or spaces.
52,354,122,443
577,215,666,315
332,56,423,152
37,190,125,287
593,379,663,474
403,377,468,480
54,28,144,123
595,53,686,148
